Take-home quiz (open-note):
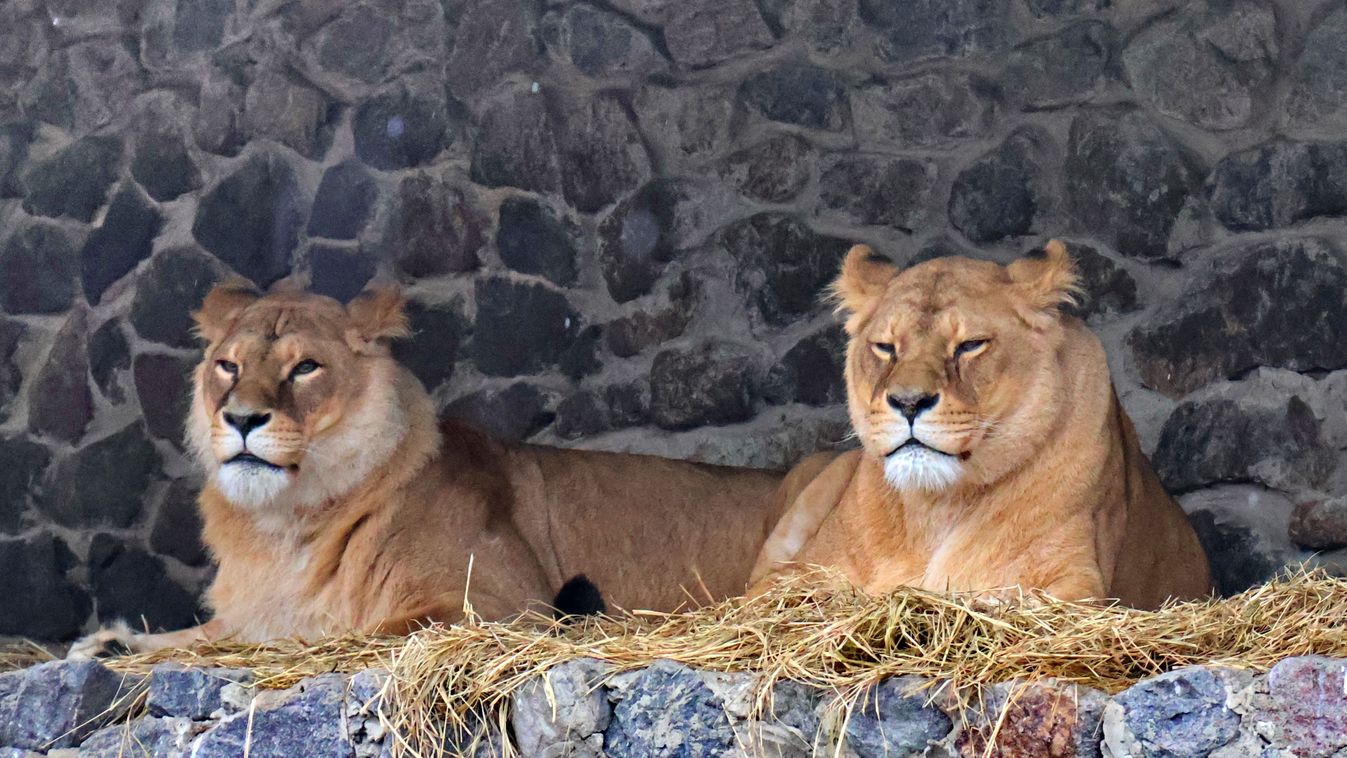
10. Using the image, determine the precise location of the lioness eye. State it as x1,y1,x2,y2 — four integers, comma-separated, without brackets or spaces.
871,342,896,360
955,339,988,358
217,360,239,376
290,359,321,379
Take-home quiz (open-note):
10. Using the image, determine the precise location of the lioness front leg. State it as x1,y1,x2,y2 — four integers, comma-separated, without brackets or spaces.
67,619,229,660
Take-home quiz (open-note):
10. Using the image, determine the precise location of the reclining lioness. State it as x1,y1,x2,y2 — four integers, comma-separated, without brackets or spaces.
749,241,1212,608
71,284,800,656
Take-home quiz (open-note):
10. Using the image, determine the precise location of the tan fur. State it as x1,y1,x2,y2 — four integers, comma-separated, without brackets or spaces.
750,242,1212,609
70,286,802,656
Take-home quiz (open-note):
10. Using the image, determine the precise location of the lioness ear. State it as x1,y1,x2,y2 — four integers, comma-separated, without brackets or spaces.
1007,239,1082,325
193,281,261,344
346,285,410,350
832,245,898,334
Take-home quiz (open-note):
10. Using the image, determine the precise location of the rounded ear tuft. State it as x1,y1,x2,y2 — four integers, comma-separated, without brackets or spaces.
346,285,410,346
831,244,898,334
192,280,261,344
1007,239,1083,323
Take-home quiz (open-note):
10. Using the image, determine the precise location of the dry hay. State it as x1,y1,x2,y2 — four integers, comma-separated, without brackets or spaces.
11,569,1347,756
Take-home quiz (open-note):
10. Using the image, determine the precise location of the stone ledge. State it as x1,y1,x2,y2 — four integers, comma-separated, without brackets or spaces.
1,655,1344,756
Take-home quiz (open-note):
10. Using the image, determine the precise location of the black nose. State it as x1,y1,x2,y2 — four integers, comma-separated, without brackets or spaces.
887,393,939,422
224,412,271,438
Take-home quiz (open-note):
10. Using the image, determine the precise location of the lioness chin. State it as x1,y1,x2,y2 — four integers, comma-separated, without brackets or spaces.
749,241,1213,609
70,284,798,658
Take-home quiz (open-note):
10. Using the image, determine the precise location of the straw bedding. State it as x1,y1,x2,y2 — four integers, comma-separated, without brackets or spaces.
4,569,1346,755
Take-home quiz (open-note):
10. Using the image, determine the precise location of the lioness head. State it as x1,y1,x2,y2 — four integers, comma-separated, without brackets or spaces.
834,240,1081,494
188,283,413,512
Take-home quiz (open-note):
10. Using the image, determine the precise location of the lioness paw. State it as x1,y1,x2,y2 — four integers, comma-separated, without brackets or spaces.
66,621,141,660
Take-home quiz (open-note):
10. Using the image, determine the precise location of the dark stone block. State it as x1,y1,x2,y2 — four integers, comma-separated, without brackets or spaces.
740,63,848,131
949,130,1046,243
387,174,485,277
193,674,352,758
1153,396,1335,495
822,154,935,230
135,352,197,446
79,714,194,757
353,84,458,171
81,184,163,304
605,279,696,358
147,664,252,720
722,214,852,325
173,0,232,53
0,436,50,534
0,659,140,748
444,0,541,100
597,182,681,303
1059,242,1139,320
192,152,303,287
241,71,339,161
1188,509,1282,597
0,122,34,197
27,309,92,444
0,320,24,422
0,534,90,640
131,246,229,348
88,535,202,632
1288,7,1347,127
858,0,1007,63
1112,668,1240,756
21,135,121,222
472,279,580,377
306,162,378,240
606,661,735,757
542,5,666,77
560,325,604,381
851,72,994,151
151,479,208,568
0,223,78,314
315,5,396,83
662,0,774,68
391,299,468,390
721,134,814,204
307,244,377,305
1209,140,1347,232
1004,21,1120,108
132,131,201,202
39,423,160,528
842,676,953,755
1025,0,1110,16
649,341,759,430
469,88,561,194
1290,497,1347,551
89,318,130,402
497,197,578,286
1122,0,1276,131
1129,238,1347,396
632,84,737,166
444,384,554,443
769,325,847,407
555,384,650,440
556,94,652,213
1064,110,1195,262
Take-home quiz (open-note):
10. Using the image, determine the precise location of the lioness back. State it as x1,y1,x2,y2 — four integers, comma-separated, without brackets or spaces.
750,241,1212,608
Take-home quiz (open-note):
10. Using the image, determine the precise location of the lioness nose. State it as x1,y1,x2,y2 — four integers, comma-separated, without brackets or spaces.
887,393,939,422
224,412,271,438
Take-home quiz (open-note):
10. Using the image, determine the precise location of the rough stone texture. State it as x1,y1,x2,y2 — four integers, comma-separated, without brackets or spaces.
147,665,252,720
0,0,1346,636
1290,497,1347,551
512,658,612,756
193,674,352,757
1104,667,1244,757
606,660,736,756
0,534,89,640
958,680,1108,758
0,660,142,750
1253,656,1347,756
839,676,953,755
1129,238,1347,396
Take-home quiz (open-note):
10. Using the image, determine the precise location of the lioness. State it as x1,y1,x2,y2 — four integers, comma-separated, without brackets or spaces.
71,284,803,656
749,241,1212,608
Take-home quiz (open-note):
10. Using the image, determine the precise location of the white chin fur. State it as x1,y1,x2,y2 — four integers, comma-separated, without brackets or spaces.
215,464,293,509
883,446,963,492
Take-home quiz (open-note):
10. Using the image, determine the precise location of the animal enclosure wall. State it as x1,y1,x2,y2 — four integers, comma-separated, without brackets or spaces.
1,0,1346,640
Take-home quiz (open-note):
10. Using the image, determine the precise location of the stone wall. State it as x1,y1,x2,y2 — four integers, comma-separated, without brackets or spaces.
2,0,1347,640
4,656,1347,756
